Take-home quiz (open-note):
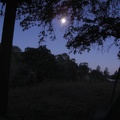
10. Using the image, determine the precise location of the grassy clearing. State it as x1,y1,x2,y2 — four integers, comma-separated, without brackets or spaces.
8,81,120,120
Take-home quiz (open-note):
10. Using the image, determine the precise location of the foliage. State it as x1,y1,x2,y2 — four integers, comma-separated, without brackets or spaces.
0,0,119,117
89,66,107,81
22,45,58,82
10,46,23,82
96,65,101,72
78,62,90,81
10,45,113,87
11,66,36,87
0,0,120,56
55,53,78,81
104,67,109,78
89,69,106,81
110,69,120,80
118,51,120,59
62,0,120,55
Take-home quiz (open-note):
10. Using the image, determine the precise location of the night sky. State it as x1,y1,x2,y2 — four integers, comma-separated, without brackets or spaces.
0,8,119,75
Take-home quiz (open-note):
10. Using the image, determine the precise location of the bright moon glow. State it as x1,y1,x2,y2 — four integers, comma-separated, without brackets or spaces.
61,18,66,24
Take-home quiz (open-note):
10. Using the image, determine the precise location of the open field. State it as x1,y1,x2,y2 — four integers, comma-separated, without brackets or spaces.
8,81,120,120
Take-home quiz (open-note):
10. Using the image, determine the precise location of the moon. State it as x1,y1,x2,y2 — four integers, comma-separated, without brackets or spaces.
61,18,66,24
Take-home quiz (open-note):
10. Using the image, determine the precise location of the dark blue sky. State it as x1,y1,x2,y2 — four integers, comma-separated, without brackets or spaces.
0,11,119,75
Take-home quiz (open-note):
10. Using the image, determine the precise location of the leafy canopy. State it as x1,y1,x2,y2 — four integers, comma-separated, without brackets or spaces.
0,0,120,56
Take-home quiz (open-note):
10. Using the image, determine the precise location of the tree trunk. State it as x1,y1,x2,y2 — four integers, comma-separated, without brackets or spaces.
0,1,17,117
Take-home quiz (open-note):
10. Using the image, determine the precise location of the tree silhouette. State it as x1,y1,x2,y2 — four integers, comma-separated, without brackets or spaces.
22,46,57,82
104,67,109,78
55,53,78,81
78,62,89,81
0,0,120,118
0,1,17,117
62,0,120,55
0,0,59,117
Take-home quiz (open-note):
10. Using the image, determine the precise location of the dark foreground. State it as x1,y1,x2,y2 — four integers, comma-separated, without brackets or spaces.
6,81,120,120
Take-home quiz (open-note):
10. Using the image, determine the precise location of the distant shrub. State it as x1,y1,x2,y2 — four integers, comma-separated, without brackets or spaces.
10,67,36,87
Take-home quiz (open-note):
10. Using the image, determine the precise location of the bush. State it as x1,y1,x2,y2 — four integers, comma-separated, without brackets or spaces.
10,67,36,87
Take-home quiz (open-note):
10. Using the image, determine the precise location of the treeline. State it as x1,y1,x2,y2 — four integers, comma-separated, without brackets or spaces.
10,45,119,87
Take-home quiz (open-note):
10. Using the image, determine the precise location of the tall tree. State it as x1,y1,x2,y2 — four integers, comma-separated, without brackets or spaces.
104,67,109,78
78,62,89,80
62,0,120,55
90,69,105,81
96,65,101,72
55,53,78,81
0,1,17,117
0,0,120,118
22,46,57,81
10,46,22,83
0,0,66,117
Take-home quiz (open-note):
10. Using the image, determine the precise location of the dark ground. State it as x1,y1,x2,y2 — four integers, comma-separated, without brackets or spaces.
6,81,120,120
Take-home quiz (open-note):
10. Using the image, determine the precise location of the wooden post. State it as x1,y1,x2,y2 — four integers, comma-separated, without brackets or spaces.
0,1,17,117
